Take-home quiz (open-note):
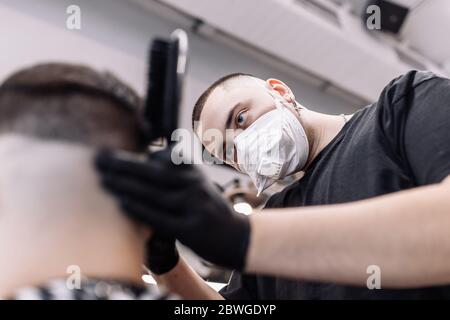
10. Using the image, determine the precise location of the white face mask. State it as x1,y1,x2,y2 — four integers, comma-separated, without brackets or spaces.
234,91,309,196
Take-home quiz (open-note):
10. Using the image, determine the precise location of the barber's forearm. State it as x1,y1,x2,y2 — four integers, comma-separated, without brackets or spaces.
153,257,224,300
246,178,450,288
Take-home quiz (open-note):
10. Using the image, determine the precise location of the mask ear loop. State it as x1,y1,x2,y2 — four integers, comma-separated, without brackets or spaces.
292,100,300,111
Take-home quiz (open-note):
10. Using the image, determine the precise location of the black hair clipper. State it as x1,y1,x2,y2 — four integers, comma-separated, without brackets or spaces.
144,29,189,144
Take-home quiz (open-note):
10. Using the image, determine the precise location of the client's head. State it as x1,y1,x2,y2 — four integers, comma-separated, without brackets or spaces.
0,62,145,150
0,63,149,295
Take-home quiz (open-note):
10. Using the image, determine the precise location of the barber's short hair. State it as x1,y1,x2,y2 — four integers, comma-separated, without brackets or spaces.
0,63,146,151
192,73,252,131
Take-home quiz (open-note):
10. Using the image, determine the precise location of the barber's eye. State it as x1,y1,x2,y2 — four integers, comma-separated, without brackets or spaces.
236,110,248,127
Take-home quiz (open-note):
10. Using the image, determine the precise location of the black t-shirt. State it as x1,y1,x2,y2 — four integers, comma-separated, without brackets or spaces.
220,70,450,300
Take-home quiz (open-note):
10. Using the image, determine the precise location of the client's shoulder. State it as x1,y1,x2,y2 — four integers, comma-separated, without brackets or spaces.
9,277,178,300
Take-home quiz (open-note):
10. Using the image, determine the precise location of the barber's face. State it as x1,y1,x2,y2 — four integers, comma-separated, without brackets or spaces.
197,77,296,168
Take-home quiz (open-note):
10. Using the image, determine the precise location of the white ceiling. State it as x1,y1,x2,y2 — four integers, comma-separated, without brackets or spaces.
135,0,447,104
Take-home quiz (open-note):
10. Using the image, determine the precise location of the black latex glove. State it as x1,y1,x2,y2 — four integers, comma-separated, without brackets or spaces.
95,149,251,271
146,233,179,275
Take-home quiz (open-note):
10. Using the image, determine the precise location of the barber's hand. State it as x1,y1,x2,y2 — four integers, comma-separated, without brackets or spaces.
146,233,179,275
95,149,250,271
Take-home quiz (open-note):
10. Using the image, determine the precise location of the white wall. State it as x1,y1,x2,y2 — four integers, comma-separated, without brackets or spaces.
0,0,362,184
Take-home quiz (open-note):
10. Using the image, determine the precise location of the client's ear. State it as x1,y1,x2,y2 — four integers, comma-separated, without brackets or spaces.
266,78,295,103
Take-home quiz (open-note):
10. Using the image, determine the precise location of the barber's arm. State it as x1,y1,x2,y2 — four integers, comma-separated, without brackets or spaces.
144,233,222,299
248,176,450,287
153,256,224,300
145,227,222,299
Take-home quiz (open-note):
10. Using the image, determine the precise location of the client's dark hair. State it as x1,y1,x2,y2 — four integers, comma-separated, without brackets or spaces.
0,63,146,151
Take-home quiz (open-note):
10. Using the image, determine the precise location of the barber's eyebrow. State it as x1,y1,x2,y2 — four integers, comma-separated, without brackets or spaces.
225,102,243,130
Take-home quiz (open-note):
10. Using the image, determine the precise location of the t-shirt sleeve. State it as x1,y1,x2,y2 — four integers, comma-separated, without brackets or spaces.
379,71,450,185
219,271,258,300
397,76,450,185
403,75,450,185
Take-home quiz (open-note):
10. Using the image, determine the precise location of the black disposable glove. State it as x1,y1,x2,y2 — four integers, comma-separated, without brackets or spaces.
95,149,251,271
145,233,179,275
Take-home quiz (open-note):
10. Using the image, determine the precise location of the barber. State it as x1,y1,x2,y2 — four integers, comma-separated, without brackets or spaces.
96,70,450,299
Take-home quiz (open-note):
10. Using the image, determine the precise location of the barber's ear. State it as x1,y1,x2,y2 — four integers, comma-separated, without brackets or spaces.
266,78,295,103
